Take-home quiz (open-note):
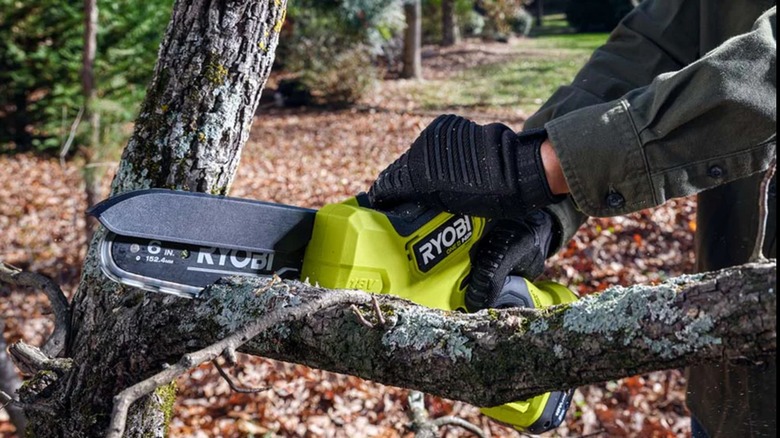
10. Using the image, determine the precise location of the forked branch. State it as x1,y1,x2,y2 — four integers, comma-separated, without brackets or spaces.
106,286,371,438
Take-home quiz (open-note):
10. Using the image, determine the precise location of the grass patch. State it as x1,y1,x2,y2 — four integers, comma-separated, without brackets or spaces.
535,32,610,51
529,13,576,37
412,58,590,112
410,30,609,114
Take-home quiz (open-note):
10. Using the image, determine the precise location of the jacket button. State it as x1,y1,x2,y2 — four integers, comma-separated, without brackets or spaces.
708,165,725,179
606,192,626,209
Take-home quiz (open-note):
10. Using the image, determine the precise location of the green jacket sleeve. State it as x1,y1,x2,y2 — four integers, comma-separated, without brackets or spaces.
524,1,776,252
525,0,704,249
545,7,776,218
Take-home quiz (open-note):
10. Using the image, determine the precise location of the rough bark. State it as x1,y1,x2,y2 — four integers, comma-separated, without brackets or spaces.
441,0,460,47
402,0,423,79
18,1,289,437
94,260,770,409
0,321,27,433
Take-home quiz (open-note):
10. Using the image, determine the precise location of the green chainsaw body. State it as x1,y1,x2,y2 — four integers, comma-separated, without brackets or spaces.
302,197,577,433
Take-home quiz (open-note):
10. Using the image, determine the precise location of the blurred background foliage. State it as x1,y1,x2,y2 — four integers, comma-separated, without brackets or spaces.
0,0,174,154
0,0,638,154
275,0,405,107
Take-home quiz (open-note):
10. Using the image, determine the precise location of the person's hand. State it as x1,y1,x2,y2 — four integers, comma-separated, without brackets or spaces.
368,114,563,219
465,210,556,312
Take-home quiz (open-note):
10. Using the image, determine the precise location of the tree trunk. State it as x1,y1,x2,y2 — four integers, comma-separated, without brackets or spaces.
82,0,97,113
20,1,289,436
11,92,31,151
535,0,544,27
402,0,423,79
81,0,100,236
441,0,460,47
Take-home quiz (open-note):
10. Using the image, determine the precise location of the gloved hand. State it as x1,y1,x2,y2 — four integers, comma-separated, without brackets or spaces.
369,114,562,219
465,209,557,312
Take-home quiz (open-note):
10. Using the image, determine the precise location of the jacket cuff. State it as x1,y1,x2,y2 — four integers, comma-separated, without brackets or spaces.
544,199,588,254
545,99,656,217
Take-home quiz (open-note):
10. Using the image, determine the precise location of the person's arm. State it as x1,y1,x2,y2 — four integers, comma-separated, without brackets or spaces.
547,7,776,218
526,0,704,251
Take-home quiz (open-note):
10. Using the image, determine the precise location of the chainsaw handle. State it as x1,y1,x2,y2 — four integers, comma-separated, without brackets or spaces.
485,275,576,434
492,276,538,309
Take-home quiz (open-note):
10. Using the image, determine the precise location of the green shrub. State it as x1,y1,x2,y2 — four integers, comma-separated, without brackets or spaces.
462,9,487,37
277,0,401,106
0,0,82,152
565,0,637,32
0,0,173,153
298,43,378,107
476,0,534,41
510,5,535,36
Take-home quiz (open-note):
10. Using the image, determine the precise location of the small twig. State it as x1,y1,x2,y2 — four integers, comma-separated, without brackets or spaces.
408,390,486,438
8,341,73,376
255,274,282,295
0,263,71,357
371,295,387,326
222,347,238,366
351,305,375,328
83,161,119,169
431,416,487,437
59,106,84,167
351,295,389,329
751,160,776,263
0,319,28,432
0,390,15,411
213,360,270,394
408,391,437,437
106,288,371,438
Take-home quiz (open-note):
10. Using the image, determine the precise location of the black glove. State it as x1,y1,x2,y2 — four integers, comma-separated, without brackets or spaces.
465,209,557,312
369,114,561,219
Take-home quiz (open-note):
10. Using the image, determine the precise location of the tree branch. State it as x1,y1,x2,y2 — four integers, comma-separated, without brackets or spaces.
0,320,28,433
751,160,776,262
408,390,485,438
142,261,775,409
0,263,71,357
212,360,270,394
8,342,74,377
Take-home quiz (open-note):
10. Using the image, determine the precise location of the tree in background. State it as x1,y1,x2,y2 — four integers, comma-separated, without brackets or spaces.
402,0,423,79
525,0,545,26
441,0,461,46
80,0,100,233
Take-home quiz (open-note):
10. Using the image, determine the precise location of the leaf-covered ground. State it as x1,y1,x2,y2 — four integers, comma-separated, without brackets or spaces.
1,38,697,437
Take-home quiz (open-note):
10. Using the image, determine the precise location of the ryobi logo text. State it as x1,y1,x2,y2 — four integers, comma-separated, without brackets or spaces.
412,215,473,272
195,247,275,274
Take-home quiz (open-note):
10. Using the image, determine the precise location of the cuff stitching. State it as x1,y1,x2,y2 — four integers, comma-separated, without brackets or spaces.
621,99,659,206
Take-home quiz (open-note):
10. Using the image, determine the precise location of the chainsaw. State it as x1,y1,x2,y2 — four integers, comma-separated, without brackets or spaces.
89,188,576,433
